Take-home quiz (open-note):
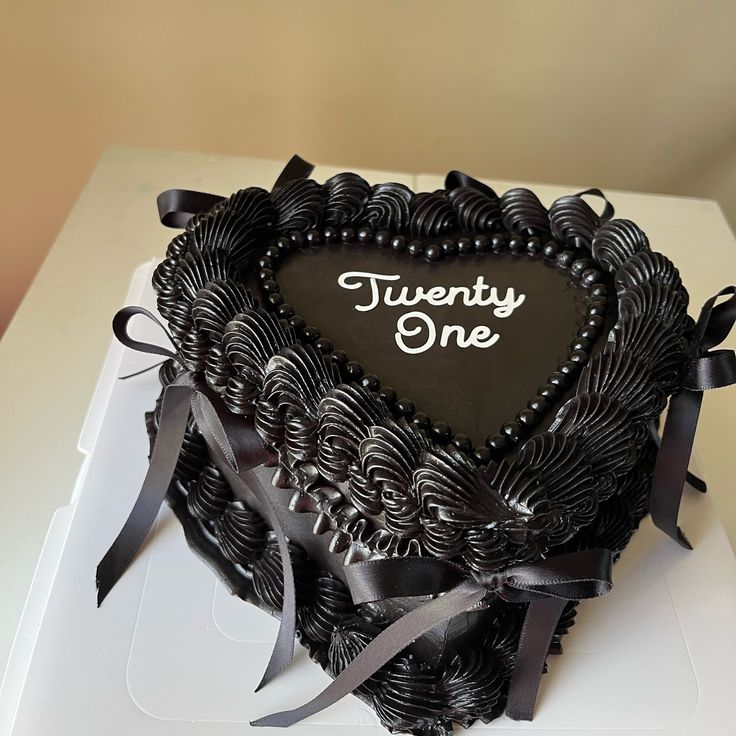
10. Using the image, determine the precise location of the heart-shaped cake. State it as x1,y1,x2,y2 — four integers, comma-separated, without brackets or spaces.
107,158,702,734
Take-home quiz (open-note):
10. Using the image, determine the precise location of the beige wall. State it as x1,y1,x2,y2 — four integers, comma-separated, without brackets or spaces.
2,0,735,336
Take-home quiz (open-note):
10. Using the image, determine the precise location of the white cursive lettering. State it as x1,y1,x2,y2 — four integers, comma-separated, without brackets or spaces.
337,271,401,312
338,270,525,354
337,270,525,317
395,311,437,354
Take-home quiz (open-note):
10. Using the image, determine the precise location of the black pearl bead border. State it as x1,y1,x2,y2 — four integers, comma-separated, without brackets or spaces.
255,225,612,465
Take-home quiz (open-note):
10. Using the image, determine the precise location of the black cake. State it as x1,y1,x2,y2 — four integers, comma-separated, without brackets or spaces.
98,157,726,735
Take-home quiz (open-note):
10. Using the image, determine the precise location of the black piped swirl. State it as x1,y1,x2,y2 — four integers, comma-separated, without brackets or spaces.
204,345,233,391
549,394,636,479
271,179,325,231
189,187,275,268
591,218,650,273
447,185,501,232
409,192,458,237
373,656,445,733
359,419,430,538
613,282,688,391
577,346,666,423
177,248,238,303
259,344,339,462
614,251,684,299
222,309,294,415
347,463,383,518
362,182,413,231
166,230,190,259
415,444,517,530
441,649,503,725
549,194,600,249
187,460,233,521
251,539,310,612
192,279,256,341
318,384,390,483
214,500,268,566
327,617,386,695
158,357,183,387
179,327,209,372
298,574,354,645
499,188,551,236
323,173,370,225
152,256,180,319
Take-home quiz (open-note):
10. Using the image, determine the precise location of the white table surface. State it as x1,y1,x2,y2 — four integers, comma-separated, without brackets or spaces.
1,144,735,682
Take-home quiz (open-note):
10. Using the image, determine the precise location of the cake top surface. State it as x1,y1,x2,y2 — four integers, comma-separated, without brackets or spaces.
274,242,599,446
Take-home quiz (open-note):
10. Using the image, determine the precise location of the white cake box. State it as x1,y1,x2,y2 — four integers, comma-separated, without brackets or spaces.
1,262,736,735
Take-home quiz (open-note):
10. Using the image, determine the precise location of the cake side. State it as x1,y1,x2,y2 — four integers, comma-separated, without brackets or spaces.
145,353,658,734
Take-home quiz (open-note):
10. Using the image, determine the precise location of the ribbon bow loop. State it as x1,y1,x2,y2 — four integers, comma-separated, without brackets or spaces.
695,285,736,352
682,349,736,391
491,549,615,604
681,286,736,392
651,285,736,549
113,305,183,365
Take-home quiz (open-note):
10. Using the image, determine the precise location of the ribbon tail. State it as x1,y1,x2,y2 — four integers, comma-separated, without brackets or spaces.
505,597,567,721
648,419,707,493
119,360,167,381
188,391,295,689
247,471,298,691
251,579,486,728
685,469,708,494
650,390,703,549
96,383,193,605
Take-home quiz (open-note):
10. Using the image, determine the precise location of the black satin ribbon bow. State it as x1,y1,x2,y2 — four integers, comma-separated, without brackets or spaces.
99,307,302,688
156,154,314,229
648,420,707,493
98,155,315,690
650,285,736,548
252,548,614,727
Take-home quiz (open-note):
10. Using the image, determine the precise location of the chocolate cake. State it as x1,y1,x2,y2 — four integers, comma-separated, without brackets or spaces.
97,157,736,734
